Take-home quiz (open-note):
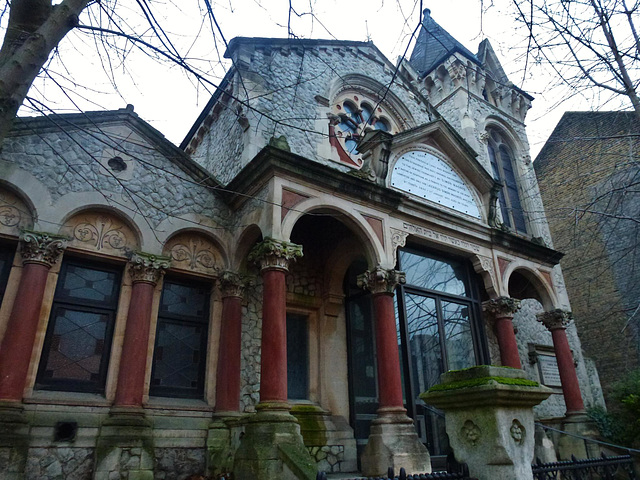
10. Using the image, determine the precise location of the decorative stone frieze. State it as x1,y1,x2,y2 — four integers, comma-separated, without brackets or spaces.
248,237,302,272
219,271,251,298
128,252,170,286
537,309,573,331
20,230,68,268
483,297,521,318
357,266,406,295
165,233,221,275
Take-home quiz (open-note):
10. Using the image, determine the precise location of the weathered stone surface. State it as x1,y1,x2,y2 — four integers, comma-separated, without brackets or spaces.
154,447,206,479
25,447,94,480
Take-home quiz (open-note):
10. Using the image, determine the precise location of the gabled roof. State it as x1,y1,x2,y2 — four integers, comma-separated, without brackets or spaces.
409,9,480,77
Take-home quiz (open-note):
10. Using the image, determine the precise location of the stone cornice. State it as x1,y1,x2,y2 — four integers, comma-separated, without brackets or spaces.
537,309,573,331
129,252,171,286
20,230,68,268
357,266,406,295
482,297,521,318
248,238,303,272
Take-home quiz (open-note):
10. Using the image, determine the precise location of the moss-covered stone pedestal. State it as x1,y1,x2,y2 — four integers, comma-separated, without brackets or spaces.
291,404,357,474
360,407,431,477
421,366,552,480
207,413,245,476
94,407,154,480
0,401,29,480
233,403,316,480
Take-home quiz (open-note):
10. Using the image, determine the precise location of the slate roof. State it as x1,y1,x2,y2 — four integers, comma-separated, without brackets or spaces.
409,9,481,77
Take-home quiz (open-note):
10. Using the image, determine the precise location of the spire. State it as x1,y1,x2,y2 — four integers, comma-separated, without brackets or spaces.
409,8,480,77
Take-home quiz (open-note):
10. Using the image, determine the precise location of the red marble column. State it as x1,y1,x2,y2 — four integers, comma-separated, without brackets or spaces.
114,253,169,407
358,267,406,413
538,309,585,415
215,272,246,412
0,232,66,401
483,297,522,369
248,238,302,407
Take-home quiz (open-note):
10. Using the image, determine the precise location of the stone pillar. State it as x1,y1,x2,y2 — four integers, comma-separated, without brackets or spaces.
233,238,316,480
114,253,169,408
215,271,246,413
0,231,66,480
421,365,552,480
482,297,522,369
536,310,585,415
0,231,67,401
357,266,430,477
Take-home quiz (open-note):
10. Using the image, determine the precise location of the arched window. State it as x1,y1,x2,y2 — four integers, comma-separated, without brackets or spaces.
487,129,527,234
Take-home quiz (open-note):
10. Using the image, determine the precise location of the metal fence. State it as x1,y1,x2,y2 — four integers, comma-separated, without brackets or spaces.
532,453,638,480
316,465,477,480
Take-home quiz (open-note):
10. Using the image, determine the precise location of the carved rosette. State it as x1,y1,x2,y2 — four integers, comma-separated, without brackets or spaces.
248,237,303,272
483,297,521,319
537,309,573,331
20,231,68,268
128,252,171,286
219,271,251,298
357,266,406,295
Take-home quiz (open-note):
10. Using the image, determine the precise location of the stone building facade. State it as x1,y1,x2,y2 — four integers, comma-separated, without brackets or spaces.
0,10,603,480
535,111,640,403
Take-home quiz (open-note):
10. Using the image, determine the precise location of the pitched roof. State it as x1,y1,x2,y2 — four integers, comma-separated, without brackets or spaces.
409,9,480,77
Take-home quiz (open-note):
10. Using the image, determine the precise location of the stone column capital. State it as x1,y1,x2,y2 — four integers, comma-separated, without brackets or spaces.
248,237,302,272
20,230,68,268
219,271,251,298
128,252,170,286
483,297,521,318
537,309,573,331
357,266,406,295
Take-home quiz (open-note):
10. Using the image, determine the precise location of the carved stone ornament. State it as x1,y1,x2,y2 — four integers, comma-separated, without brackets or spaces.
537,309,573,331
390,228,409,258
219,271,252,298
461,420,481,447
166,235,220,275
357,266,406,295
483,297,521,318
479,131,490,144
20,230,68,268
510,420,525,446
128,252,171,285
248,237,303,272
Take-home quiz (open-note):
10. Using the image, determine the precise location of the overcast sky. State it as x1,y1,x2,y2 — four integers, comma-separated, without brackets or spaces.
21,0,619,159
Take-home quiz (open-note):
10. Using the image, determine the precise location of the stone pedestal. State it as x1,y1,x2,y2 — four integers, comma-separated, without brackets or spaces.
0,402,29,480
421,366,552,480
94,407,154,480
232,406,316,480
207,413,245,476
360,410,431,476
556,413,599,460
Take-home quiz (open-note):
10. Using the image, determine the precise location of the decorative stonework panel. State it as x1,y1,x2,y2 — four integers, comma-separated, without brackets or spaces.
60,212,138,256
163,232,222,276
0,188,33,236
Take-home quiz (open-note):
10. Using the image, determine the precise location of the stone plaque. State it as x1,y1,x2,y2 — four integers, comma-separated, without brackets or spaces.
391,150,481,219
537,354,562,387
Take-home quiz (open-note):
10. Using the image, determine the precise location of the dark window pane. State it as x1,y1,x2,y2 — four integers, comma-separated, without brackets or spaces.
287,314,308,400
405,294,443,392
441,301,475,371
60,264,119,304
0,246,14,305
160,281,208,320
400,250,469,296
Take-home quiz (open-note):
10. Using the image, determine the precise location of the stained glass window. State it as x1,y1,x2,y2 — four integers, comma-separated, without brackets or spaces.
36,260,121,393
150,278,210,398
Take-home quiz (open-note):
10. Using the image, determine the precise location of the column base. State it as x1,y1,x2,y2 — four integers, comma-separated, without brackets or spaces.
0,401,29,480
94,406,154,480
557,412,599,460
360,408,431,477
207,412,245,477
233,407,316,480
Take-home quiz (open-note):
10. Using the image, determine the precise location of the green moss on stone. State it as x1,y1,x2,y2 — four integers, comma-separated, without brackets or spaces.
426,376,540,393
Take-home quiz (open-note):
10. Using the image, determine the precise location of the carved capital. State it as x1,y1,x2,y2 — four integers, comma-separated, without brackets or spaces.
219,271,251,298
537,309,573,331
248,237,303,272
357,266,406,295
128,252,171,286
483,296,521,318
20,230,68,268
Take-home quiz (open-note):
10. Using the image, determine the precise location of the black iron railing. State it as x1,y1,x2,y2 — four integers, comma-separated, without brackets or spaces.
316,465,477,480
532,453,638,480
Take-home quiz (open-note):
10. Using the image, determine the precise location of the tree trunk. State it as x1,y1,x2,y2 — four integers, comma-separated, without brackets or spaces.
0,0,90,148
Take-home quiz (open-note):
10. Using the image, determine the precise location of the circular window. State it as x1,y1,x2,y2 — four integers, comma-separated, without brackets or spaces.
107,156,127,172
